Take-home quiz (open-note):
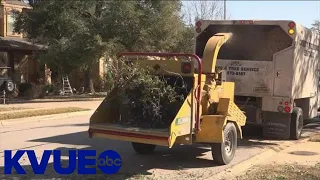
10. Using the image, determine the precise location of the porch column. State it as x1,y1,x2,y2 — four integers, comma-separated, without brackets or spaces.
8,50,14,79
44,64,51,85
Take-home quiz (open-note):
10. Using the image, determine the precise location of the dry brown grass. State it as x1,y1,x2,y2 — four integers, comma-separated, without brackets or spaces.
236,164,320,180
0,107,30,112
309,134,320,142
0,107,90,120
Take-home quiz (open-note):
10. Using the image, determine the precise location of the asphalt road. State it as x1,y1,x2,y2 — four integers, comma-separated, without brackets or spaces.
0,115,317,180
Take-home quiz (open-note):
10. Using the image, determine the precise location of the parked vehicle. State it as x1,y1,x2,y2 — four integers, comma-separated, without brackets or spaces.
195,20,320,140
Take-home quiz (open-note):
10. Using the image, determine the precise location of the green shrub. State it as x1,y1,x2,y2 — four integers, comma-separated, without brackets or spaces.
103,71,114,93
44,84,55,93
18,83,33,98
18,83,47,99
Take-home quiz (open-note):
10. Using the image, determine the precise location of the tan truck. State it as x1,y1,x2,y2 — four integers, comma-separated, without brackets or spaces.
194,20,320,140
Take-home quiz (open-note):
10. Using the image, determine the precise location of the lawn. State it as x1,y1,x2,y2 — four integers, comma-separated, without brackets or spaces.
236,163,320,180
0,107,90,120
0,107,30,112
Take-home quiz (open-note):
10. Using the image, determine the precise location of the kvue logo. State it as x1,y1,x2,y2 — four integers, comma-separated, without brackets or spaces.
4,150,122,175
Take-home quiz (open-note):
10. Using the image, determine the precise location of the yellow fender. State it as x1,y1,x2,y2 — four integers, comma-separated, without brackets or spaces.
195,98,246,143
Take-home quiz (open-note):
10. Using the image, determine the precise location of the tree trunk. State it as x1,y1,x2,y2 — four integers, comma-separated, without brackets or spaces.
84,68,95,94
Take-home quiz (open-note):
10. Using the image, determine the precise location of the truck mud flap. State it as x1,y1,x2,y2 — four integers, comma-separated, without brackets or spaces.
262,111,291,139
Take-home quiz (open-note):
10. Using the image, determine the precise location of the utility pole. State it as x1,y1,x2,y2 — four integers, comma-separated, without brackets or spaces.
224,0,226,20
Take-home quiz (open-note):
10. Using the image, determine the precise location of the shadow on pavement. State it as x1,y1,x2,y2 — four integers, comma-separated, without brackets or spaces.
1,131,215,179
301,121,320,136
2,121,318,179
0,127,279,180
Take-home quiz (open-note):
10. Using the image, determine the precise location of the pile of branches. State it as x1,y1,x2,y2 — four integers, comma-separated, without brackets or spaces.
108,58,187,129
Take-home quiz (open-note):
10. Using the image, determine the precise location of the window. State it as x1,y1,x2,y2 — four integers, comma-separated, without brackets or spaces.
6,11,16,36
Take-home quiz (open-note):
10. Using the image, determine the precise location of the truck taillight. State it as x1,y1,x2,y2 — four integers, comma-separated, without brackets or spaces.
181,62,192,74
284,106,291,113
288,21,295,35
195,21,202,33
288,21,295,28
196,21,202,28
278,100,291,113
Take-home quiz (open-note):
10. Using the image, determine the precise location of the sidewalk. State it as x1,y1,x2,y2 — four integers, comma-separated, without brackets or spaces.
259,139,320,166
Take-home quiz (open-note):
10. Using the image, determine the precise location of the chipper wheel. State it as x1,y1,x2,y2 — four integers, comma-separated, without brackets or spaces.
211,122,237,165
132,142,156,154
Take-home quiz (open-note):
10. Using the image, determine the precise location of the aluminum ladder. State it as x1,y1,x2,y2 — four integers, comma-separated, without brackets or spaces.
62,76,73,95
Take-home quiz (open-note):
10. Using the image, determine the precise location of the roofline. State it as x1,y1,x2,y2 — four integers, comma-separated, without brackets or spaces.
196,19,307,29
1,1,31,9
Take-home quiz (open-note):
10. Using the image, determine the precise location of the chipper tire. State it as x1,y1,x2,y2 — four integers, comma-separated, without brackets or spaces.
290,107,303,140
132,142,156,155
211,122,237,165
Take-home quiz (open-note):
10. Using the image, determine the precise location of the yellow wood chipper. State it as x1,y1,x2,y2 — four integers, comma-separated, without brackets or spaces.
88,33,247,165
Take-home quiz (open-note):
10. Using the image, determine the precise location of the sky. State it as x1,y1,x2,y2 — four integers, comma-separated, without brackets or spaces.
183,1,320,28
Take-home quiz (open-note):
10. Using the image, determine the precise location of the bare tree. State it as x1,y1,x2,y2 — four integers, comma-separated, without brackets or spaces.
181,0,229,25
311,20,320,32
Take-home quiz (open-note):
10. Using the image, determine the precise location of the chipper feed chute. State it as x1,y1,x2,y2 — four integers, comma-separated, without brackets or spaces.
88,32,247,165
88,52,203,148
88,84,194,147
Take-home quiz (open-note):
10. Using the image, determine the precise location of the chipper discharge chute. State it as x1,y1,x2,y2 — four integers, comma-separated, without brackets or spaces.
88,33,246,165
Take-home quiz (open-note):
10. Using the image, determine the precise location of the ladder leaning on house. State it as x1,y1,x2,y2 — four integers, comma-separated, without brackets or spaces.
62,76,73,95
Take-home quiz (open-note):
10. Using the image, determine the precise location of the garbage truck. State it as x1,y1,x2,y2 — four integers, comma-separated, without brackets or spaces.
194,20,320,140
88,33,247,165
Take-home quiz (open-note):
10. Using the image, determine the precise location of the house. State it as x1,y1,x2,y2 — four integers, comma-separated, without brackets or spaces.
0,0,51,86
0,0,106,93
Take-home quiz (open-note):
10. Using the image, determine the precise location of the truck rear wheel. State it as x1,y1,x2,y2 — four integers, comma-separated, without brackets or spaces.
132,142,156,154
290,107,303,140
211,122,237,165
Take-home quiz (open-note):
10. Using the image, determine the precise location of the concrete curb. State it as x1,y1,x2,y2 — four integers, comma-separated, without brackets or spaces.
0,110,95,126
206,137,311,180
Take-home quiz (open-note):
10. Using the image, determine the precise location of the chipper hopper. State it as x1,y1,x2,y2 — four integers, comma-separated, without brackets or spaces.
88,33,247,165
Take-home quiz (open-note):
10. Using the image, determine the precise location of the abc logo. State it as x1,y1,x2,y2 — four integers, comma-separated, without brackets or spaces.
98,150,122,174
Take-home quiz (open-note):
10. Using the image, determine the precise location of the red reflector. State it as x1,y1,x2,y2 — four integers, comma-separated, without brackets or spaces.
196,21,202,27
284,101,289,106
249,20,253,24
284,106,291,113
288,21,295,29
241,20,245,24
182,62,192,73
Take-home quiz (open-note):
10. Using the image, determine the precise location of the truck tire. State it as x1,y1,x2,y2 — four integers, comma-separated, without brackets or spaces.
211,122,237,165
132,142,156,154
5,81,14,93
290,107,303,140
